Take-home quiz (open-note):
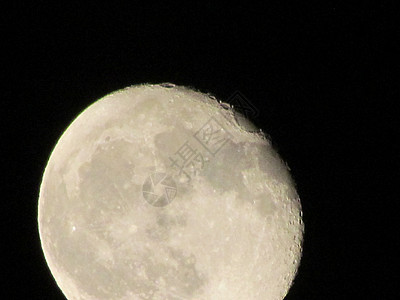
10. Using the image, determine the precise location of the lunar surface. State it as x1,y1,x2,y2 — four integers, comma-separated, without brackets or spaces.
38,83,304,300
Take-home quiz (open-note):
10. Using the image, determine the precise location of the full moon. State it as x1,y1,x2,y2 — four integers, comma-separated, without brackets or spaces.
38,83,304,300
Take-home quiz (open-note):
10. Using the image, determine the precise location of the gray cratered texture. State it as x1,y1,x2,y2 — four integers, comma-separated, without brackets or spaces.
38,83,304,300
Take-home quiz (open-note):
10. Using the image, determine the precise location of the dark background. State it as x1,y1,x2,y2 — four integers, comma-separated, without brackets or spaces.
3,2,398,299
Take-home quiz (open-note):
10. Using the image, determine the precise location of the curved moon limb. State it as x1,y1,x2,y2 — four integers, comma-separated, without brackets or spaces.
38,83,304,300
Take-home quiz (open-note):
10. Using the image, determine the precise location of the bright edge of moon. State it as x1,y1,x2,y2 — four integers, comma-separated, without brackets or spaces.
38,83,304,300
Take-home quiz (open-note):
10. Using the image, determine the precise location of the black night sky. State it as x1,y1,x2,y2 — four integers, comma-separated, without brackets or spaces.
3,2,398,299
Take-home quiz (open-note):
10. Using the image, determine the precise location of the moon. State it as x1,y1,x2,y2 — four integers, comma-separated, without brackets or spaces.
38,83,304,300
